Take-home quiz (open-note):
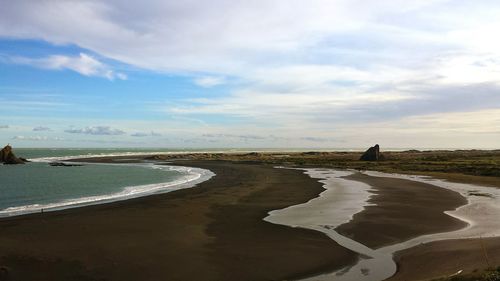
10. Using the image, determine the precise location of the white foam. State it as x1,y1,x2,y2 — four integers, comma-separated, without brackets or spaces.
0,163,214,218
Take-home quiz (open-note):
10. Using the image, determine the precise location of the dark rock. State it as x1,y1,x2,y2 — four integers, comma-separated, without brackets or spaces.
360,144,384,161
49,162,83,167
19,157,30,162
0,145,26,165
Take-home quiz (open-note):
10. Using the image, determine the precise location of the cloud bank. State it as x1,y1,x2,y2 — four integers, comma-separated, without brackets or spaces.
65,126,126,136
33,126,51,131
13,135,64,141
131,131,162,137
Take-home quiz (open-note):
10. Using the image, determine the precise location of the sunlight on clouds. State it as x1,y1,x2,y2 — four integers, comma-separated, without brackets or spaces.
169,89,414,121
401,109,500,134
0,0,457,74
436,54,500,85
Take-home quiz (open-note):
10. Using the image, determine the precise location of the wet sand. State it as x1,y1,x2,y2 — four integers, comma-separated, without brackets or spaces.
389,237,500,281
336,173,468,249
0,157,491,281
0,161,356,281
265,170,476,281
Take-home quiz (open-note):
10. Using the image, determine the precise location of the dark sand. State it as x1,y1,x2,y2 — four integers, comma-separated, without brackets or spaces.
336,173,468,249
0,161,357,281
388,237,500,281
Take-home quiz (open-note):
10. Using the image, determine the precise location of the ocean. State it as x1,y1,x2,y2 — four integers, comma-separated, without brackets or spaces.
0,148,214,217
0,147,424,218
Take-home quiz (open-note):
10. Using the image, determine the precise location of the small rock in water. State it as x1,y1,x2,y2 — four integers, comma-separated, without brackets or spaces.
49,162,84,167
0,144,27,165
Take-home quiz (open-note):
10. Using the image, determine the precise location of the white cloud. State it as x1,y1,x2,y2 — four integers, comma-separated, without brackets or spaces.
13,135,64,141
33,126,51,131
329,109,500,148
1,1,500,147
434,54,500,85
202,133,267,141
130,131,162,137
194,76,225,87
2,1,499,86
10,53,127,80
0,0,449,74
397,109,500,135
65,126,126,135
130,132,149,137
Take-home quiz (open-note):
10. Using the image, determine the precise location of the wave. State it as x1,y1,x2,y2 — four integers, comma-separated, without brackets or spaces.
1,158,215,218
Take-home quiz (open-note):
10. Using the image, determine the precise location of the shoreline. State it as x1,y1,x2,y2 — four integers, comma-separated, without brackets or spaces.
0,161,214,218
0,160,357,281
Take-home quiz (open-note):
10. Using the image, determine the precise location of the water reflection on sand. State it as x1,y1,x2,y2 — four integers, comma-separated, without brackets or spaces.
265,169,500,281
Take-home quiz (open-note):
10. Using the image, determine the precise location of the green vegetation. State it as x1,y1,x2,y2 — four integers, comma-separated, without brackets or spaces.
279,150,500,178
144,149,500,187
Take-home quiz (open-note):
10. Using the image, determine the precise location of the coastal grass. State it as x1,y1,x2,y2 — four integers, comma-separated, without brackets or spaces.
139,149,500,187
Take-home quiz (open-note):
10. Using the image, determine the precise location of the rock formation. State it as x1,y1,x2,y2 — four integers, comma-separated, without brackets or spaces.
0,144,26,164
360,144,384,161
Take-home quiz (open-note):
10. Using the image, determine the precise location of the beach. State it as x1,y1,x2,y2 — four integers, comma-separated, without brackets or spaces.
0,161,356,281
0,153,499,281
389,237,500,281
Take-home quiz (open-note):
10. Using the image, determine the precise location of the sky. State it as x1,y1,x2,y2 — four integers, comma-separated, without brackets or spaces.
0,0,499,149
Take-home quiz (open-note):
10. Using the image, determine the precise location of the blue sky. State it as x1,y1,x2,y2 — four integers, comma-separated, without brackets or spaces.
0,0,499,148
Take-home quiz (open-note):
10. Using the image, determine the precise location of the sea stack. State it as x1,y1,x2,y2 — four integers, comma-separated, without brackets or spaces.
360,144,384,161
0,144,26,165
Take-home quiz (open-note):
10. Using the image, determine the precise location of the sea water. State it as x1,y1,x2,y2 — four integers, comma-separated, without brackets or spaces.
0,148,214,217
